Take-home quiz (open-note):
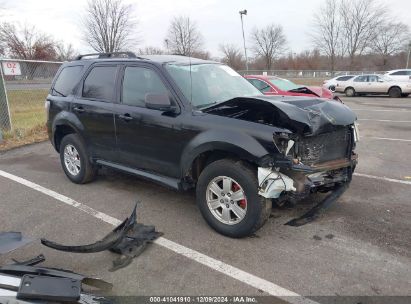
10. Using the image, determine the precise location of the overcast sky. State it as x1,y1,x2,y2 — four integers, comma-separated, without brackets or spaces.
2,0,411,57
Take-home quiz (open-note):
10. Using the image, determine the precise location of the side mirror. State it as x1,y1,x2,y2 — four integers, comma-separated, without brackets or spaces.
145,93,173,111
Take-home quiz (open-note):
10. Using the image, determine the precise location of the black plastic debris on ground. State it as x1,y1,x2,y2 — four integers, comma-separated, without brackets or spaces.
40,203,163,271
0,232,33,254
285,183,349,227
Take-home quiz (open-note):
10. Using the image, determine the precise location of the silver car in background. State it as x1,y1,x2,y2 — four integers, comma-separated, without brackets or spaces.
384,69,411,82
322,75,355,92
334,74,411,98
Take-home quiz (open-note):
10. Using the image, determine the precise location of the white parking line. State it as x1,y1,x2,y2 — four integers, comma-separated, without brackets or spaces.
364,137,411,143
358,119,411,123
0,169,317,304
353,173,411,185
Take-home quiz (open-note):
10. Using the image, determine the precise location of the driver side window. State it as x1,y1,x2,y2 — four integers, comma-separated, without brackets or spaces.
122,66,169,108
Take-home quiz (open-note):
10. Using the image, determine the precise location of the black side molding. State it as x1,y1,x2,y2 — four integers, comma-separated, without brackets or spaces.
96,160,181,190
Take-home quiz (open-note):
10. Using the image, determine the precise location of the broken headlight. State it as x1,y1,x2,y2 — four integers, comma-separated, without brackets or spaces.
273,132,295,156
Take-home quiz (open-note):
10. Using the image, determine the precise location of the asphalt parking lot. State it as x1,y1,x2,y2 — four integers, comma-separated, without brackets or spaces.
0,95,410,303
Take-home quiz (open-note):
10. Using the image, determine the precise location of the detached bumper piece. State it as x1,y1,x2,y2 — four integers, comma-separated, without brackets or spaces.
285,183,349,227
41,204,163,271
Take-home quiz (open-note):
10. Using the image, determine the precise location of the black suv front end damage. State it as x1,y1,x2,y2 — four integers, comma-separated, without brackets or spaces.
204,96,358,203
264,124,357,202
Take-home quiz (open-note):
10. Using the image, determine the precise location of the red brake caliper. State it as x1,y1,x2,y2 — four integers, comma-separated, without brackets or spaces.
232,182,247,209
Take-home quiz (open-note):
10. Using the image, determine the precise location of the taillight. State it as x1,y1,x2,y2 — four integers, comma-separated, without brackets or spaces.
45,100,50,120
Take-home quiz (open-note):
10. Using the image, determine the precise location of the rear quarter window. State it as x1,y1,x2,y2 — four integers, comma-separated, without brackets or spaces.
391,71,407,76
337,76,353,81
52,65,83,96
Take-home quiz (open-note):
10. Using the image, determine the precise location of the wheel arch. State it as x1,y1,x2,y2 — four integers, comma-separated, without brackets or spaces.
388,85,402,93
181,130,272,183
52,111,86,152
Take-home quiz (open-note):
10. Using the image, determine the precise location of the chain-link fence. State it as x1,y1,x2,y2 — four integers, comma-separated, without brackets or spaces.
0,59,62,144
237,70,385,78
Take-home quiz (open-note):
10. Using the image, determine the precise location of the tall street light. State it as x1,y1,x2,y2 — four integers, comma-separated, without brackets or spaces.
406,41,411,69
239,9,249,71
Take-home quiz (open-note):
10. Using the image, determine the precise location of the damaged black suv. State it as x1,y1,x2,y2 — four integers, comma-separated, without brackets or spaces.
47,52,358,238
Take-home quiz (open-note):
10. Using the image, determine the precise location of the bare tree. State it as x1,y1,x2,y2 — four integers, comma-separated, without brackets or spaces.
340,0,387,69
165,16,203,56
219,44,244,70
372,21,410,67
56,43,76,61
0,23,57,60
191,50,211,60
311,0,343,73
138,46,165,55
250,24,287,70
82,0,136,53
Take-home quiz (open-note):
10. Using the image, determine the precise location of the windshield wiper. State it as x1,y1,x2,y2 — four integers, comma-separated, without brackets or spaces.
51,88,66,97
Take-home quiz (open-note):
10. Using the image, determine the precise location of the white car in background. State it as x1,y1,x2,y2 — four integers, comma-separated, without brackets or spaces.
322,75,355,92
384,69,411,82
334,74,411,98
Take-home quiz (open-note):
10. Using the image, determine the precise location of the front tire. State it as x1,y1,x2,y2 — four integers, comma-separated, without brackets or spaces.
196,159,272,238
60,134,97,184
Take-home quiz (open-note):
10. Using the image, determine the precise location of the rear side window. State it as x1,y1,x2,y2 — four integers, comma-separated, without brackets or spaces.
82,66,117,101
391,71,407,76
354,76,367,82
52,65,83,96
336,76,353,81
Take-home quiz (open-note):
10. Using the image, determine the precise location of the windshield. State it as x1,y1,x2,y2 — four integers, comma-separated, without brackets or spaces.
268,77,301,91
165,63,261,109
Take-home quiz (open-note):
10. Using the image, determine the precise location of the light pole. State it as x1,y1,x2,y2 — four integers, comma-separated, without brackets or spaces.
406,41,411,69
164,39,169,54
239,9,249,71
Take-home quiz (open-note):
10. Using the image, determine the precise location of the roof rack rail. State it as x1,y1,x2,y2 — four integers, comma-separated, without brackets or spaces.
75,52,138,60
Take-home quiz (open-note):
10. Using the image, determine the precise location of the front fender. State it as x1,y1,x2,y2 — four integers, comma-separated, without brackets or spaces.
180,129,271,175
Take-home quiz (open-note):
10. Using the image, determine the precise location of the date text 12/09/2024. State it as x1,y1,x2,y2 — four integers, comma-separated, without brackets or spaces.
149,296,258,303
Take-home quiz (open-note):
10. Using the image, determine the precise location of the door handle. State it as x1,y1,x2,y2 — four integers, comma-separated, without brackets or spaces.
119,113,133,121
73,106,85,113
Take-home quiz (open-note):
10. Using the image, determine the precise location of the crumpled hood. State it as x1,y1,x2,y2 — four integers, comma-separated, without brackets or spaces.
203,96,357,135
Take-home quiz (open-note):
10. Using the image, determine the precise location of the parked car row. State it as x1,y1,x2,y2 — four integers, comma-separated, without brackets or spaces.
319,69,411,98
333,74,411,98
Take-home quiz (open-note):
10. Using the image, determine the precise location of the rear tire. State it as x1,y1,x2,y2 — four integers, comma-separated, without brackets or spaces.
196,159,272,238
345,87,355,97
60,134,97,184
388,87,401,98
329,85,336,92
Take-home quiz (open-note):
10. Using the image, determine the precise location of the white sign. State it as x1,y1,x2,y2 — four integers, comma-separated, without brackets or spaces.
2,61,21,76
